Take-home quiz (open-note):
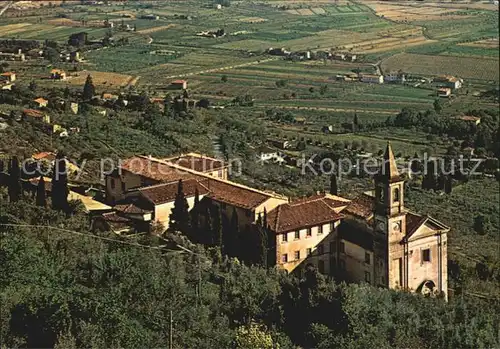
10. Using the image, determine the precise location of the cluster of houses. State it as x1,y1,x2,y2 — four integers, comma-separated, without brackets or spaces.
196,29,226,38
266,47,358,62
435,75,463,98
26,145,449,299
334,71,406,84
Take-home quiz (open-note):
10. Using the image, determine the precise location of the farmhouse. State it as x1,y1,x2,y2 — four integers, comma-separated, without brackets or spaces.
170,79,187,89
33,97,49,108
22,109,51,124
0,72,16,82
360,74,384,84
384,71,406,84
437,88,451,98
453,115,481,125
434,75,463,89
50,69,67,80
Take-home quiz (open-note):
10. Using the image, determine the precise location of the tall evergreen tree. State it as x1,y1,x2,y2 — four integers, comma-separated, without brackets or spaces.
254,213,268,267
352,112,359,132
444,176,453,194
204,206,213,245
36,176,47,207
329,174,338,195
0,158,4,173
169,179,190,232
82,74,95,101
8,156,21,202
212,205,223,250
190,187,200,236
228,207,240,257
51,153,69,211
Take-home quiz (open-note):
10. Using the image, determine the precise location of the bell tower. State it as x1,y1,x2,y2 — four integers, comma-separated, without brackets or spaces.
374,142,406,240
373,143,407,289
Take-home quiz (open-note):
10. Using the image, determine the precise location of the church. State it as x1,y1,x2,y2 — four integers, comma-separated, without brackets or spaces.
268,143,449,299
101,145,449,299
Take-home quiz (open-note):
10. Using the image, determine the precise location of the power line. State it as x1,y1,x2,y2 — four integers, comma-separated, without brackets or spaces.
0,223,181,252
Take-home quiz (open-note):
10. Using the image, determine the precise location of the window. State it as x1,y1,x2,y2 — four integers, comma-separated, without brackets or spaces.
317,244,324,254
282,254,288,263
121,182,126,192
318,260,325,274
246,210,252,217
294,250,300,260
340,241,345,253
318,225,323,235
306,228,312,237
329,222,334,232
329,242,335,254
282,233,288,243
365,252,371,264
306,248,312,256
422,248,431,262
220,202,226,210
295,230,300,240
218,170,223,178
365,271,371,283
110,178,115,189
393,187,400,202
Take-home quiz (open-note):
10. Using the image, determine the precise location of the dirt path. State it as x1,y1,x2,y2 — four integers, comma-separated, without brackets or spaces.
160,57,279,80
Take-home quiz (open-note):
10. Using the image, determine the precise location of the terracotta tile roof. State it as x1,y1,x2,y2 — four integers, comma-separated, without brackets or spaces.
172,79,186,84
166,154,226,172
267,195,344,233
139,178,209,205
34,97,48,104
32,151,56,161
51,69,65,74
1,72,15,76
121,156,282,210
344,192,375,220
102,212,133,232
455,115,481,122
120,157,193,183
23,109,45,118
203,178,270,209
114,203,151,215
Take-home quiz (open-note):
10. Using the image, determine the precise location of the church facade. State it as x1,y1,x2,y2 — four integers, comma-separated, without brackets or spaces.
269,143,449,299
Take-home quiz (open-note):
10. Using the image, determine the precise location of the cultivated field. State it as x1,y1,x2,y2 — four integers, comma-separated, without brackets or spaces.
381,53,499,81
459,38,499,49
66,70,137,88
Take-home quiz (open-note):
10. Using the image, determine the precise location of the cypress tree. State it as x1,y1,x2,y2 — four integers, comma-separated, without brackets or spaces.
190,187,200,235
329,174,338,195
353,112,359,132
8,156,22,202
36,176,47,207
229,207,240,257
212,205,223,249
82,74,95,101
444,176,453,194
204,206,213,245
255,213,268,267
0,158,4,173
169,179,190,232
51,153,69,211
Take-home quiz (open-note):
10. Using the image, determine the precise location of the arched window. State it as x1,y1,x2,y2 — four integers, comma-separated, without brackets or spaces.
393,187,400,202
